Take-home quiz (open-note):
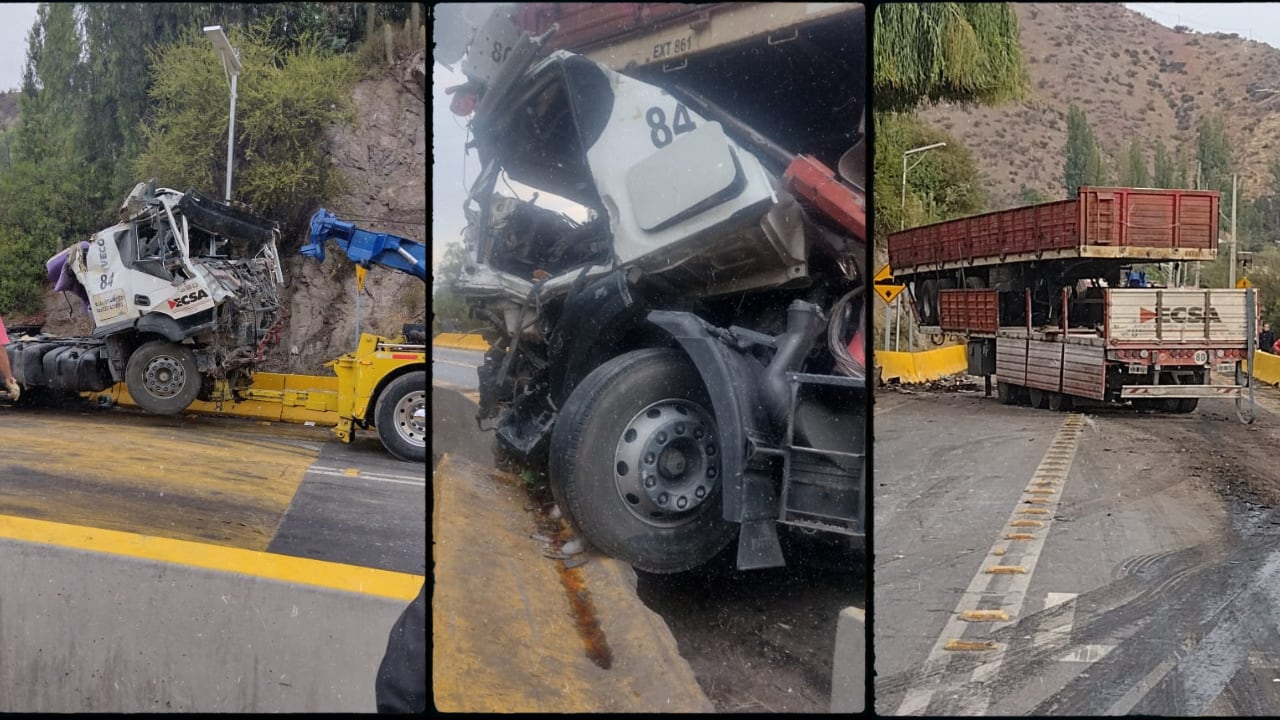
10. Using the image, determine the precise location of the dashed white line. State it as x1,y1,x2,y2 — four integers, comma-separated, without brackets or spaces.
308,465,425,486
896,413,1087,716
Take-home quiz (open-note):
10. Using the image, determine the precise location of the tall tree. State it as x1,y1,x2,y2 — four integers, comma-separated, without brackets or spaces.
873,3,1029,113
1175,143,1190,188
1153,139,1174,188
1064,104,1106,196
1197,113,1234,223
1121,140,1149,187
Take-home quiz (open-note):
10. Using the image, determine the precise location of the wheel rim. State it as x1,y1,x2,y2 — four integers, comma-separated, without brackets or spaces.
393,389,427,448
614,398,719,528
143,355,187,398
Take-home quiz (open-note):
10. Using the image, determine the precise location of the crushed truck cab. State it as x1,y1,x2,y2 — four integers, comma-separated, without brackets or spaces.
11,181,283,415
441,6,867,572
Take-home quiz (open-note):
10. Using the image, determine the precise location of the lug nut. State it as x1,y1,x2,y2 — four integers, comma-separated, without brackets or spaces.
706,444,716,456
675,423,685,435
707,467,717,478
676,496,688,509
695,486,706,498
694,429,704,439
657,492,668,505
656,431,667,444
644,453,655,464
644,475,657,488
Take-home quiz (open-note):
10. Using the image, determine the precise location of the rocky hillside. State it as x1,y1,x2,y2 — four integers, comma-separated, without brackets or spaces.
917,2,1280,207
32,51,426,375
273,49,426,374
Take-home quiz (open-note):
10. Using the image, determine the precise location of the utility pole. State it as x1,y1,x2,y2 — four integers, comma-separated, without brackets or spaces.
1230,174,1238,289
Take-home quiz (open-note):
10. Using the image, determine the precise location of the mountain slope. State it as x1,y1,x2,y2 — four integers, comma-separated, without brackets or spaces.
915,2,1280,207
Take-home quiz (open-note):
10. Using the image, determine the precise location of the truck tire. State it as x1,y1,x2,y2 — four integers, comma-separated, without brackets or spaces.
125,340,201,415
375,371,426,463
549,348,736,574
1175,398,1199,413
1048,392,1072,411
997,381,1016,405
1028,387,1049,409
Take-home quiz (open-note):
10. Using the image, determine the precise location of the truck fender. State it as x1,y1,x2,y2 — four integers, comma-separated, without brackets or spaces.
548,270,651,406
646,310,774,526
133,313,188,343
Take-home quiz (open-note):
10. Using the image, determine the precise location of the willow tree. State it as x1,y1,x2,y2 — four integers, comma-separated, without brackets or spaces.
873,3,1029,113
872,2,1027,253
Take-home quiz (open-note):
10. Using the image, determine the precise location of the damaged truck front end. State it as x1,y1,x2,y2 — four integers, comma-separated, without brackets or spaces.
445,9,867,572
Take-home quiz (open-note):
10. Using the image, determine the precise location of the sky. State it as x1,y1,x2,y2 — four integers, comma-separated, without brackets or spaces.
430,4,1280,274
0,5,37,92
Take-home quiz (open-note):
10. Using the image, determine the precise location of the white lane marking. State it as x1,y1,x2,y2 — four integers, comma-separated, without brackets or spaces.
1105,655,1179,716
896,413,1086,716
432,357,477,369
308,466,425,487
1059,644,1114,663
1033,592,1078,649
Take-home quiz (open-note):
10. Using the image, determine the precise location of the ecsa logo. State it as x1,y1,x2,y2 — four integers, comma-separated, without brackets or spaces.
1138,306,1222,323
168,289,209,310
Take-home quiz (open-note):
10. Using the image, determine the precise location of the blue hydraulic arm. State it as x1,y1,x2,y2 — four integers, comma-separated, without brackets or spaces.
301,209,426,282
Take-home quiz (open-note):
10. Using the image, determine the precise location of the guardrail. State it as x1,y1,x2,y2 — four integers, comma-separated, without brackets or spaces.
876,345,968,385
433,332,490,351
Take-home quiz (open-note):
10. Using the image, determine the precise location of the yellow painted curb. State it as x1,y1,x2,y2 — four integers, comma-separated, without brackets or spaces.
0,513,422,600
434,332,490,351
877,344,968,385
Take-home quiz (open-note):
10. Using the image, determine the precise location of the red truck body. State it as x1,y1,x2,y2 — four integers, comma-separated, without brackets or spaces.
887,187,1255,415
889,187,1219,273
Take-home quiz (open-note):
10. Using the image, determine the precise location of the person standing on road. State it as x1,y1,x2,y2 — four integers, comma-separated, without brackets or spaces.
0,315,20,400
375,581,426,713
1262,322,1276,355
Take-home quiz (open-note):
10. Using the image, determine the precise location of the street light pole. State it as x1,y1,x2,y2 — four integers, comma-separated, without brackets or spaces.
1231,173,1238,289
894,142,947,350
204,25,241,203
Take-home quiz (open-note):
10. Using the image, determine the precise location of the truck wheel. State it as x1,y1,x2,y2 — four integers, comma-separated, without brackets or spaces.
997,382,1016,405
1175,398,1199,413
375,371,426,462
1028,387,1049,409
1048,392,1072,411
549,348,735,574
125,340,201,415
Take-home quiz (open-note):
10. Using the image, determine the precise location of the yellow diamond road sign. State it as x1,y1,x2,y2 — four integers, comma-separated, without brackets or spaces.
1237,277,1252,289
873,263,906,304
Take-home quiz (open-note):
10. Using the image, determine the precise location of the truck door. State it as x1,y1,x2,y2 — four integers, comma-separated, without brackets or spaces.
566,55,778,267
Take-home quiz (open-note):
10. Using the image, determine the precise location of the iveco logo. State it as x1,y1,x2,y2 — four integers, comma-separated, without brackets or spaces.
168,289,209,309
1138,306,1222,323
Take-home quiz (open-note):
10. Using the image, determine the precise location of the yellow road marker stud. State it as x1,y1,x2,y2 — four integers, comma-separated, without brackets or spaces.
985,565,1028,574
1025,497,1052,504
945,639,999,651
343,468,360,477
1011,519,1044,527
992,548,1006,556
1028,488,1056,495
960,610,1010,622
1020,508,1050,515
1032,481,1057,487
1004,533,1037,540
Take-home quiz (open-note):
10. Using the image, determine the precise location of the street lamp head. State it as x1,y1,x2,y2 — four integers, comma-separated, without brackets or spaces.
904,142,947,156
204,25,241,74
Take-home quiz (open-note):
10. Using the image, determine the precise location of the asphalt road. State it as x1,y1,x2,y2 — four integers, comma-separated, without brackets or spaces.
0,401,425,576
875,385,1280,716
433,347,483,390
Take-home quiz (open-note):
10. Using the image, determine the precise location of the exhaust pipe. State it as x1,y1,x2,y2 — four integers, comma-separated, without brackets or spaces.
761,300,826,428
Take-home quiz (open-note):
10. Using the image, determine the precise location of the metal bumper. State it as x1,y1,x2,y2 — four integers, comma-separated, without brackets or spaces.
1120,385,1245,399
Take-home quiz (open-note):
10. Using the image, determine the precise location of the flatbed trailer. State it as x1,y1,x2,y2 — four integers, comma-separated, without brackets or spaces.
888,187,1257,421
85,331,426,461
